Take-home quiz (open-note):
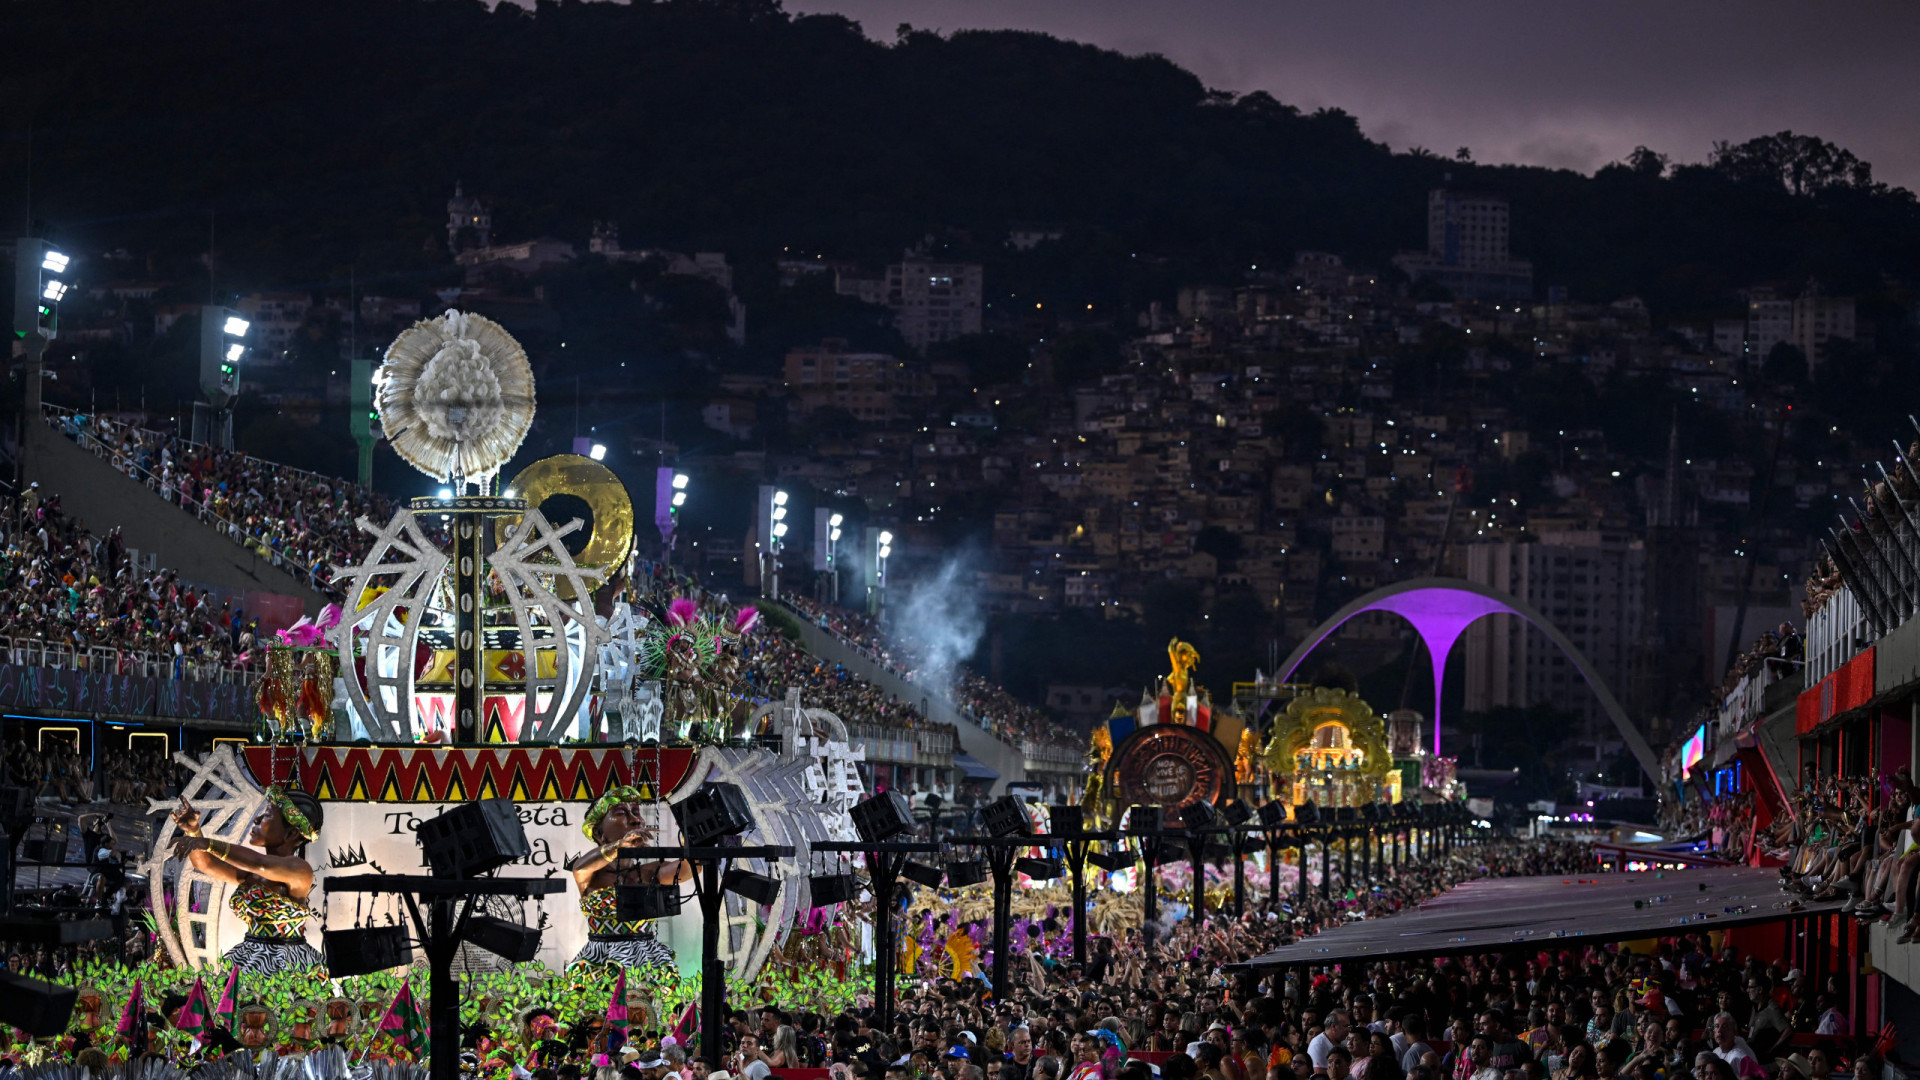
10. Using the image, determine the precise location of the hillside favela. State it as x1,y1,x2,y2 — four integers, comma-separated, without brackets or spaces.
0,3,1918,1079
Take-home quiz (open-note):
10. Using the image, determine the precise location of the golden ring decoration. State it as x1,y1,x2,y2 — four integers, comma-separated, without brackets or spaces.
495,453,635,576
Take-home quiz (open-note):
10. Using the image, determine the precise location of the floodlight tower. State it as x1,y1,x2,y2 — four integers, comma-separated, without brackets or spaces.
756,486,790,600
14,239,72,414
814,510,845,603
196,307,250,448
656,468,689,567
865,528,893,616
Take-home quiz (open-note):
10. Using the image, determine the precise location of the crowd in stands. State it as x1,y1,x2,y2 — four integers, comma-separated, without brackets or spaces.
47,405,1088,750
1770,769,1920,945
0,485,256,674
1659,789,1760,863
2,737,177,806
784,594,1081,752
53,406,396,600
1713,625,1803,704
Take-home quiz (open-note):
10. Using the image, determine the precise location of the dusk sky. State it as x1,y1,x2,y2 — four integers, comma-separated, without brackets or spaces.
786,0,1920,190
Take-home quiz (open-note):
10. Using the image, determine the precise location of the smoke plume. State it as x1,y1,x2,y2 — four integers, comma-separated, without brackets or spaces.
888,549,987,694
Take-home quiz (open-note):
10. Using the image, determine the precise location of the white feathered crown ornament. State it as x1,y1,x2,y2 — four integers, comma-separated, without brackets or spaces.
375,309,536,488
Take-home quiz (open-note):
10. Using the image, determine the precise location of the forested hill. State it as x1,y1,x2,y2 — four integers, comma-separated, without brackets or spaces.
5,0,1919,314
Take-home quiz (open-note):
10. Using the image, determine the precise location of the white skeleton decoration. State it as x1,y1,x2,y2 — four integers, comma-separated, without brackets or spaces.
664,694,869,982
595,602,649,741
330,505,609,742
141,744,272,967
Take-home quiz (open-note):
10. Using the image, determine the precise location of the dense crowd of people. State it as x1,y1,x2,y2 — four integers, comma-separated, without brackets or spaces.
29,834,1890,1080
0,485,257,675
1770,770,1920,942
54,407,396,600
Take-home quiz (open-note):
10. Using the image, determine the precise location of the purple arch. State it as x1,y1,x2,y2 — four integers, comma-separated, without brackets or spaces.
1273,577,1658,780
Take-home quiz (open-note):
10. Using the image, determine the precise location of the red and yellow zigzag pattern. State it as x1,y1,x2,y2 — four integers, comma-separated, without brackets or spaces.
243,745,698,803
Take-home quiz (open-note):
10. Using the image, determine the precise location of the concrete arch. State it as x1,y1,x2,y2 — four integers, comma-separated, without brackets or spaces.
1274,577,1658,782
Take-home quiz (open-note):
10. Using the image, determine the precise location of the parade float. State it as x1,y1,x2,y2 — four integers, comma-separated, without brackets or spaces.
139,311,874,993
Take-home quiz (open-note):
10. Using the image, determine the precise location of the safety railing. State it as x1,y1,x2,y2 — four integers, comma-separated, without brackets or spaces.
0,633,260,684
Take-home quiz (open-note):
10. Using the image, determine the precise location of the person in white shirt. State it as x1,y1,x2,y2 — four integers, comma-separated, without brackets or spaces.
1310,1012,1352,1070
1709,1013,1764,1080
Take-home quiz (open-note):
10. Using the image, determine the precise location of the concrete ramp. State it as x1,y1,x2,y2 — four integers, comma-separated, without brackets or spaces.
25,422,327,613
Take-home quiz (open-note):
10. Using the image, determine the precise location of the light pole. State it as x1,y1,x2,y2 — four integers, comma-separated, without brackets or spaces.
828,513,843,604
869,530,893,617
657,469,688,569
14,240,71,420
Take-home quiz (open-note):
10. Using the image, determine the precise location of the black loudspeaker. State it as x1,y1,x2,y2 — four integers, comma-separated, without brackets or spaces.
0,971,76,1038
945,860,987,887
1183,800,1221,832
902,861,945,888
461,915,541,963
808,873,858,906
1295,801,1321,825
615,884,685,920
324,925,414,978
1222,799,1253,826
1257,801,1288,828
723,868,782,906
418,799,529,879
981,795,1033,838
1015,857,1062,880
1049,806,1084,836
852,791,914,844
1088,849,1129,872
1125,805,1164,834
676,783,754,846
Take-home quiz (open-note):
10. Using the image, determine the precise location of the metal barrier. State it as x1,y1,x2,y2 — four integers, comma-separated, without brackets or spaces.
0,634,259,685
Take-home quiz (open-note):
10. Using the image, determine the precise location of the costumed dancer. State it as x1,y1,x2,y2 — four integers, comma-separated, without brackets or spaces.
567,784,691,972
169,786,325,974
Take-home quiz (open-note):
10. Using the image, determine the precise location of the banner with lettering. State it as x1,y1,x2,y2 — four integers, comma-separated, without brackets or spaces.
313,798,696,973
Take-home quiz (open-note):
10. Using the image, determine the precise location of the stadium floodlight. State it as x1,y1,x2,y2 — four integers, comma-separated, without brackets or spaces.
222,315,250,337
40,280,66,302
879,545,892,558
672,491,687,507
878,531,894,545
830,528,841,541
773,490,789,506
829,513,843,527
40,251,68,274
589,443,607,461
225,343,245,363
772,506,786,521
773,522,788,538
672,473,689,490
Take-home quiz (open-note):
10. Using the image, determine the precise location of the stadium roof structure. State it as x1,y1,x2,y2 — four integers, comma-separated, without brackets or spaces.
1232,866,1839,968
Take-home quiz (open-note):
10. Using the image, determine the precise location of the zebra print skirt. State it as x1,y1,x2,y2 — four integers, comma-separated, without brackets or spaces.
569,932,676,974
226,934,325,976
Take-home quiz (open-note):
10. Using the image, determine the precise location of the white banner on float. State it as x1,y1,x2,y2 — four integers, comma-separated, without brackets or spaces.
312,800,694,974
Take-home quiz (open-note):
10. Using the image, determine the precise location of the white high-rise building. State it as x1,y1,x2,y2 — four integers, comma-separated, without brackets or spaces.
1459,531,1645,747
1427,190,1511,268
1392,189,1532,301
886,259,983,351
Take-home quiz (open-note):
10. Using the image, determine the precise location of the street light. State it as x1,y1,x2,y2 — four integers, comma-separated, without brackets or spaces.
589,443,607,461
